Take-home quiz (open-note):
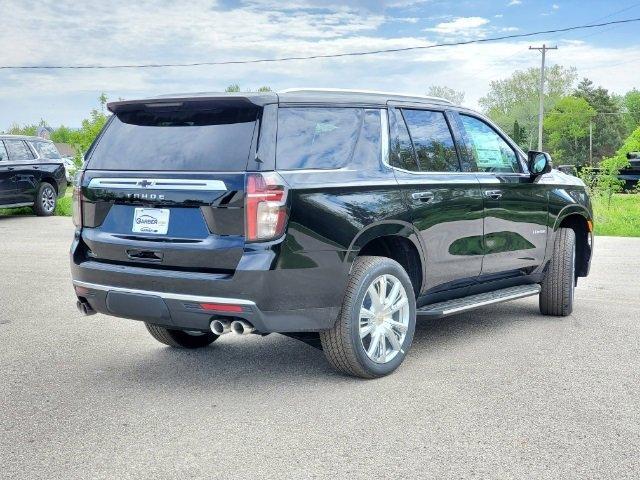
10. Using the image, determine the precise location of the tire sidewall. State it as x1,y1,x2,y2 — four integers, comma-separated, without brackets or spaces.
567,235,576,310
347,259,416,377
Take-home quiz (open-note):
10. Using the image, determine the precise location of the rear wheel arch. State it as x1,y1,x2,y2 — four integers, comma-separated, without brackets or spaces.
347,223,424,297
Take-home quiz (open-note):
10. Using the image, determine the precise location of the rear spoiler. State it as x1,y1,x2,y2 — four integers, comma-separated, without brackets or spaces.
108,92,279,115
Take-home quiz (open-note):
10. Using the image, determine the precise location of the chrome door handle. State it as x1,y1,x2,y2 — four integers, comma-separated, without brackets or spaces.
485,190,503,200
411,191,434,202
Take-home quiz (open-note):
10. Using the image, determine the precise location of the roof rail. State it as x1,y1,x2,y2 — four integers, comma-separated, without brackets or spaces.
279,88,453,104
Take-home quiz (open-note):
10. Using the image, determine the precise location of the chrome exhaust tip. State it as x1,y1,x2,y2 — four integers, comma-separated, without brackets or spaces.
211,319,231,335
230,320,255,335
76,299,96,316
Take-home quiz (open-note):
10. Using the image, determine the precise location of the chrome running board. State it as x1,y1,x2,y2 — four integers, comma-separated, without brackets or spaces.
416,284,541,318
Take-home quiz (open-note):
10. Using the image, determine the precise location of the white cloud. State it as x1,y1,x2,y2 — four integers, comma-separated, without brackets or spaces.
1,1,640,128
552,3,560,9
501,27,519,32
508,0,522,5
425,16,490,36
495,14,504,18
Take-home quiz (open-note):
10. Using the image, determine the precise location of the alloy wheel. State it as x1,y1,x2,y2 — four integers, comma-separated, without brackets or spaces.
41,186,56,213
359,274,410,364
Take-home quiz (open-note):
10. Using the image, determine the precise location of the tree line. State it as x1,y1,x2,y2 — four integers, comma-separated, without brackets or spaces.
430,66,640,169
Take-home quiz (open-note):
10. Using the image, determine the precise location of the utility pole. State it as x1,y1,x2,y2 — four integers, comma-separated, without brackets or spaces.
589,121,593,166
529,44,557,151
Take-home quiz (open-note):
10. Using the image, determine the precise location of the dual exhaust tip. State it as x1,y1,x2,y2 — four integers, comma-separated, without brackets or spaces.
211,319,255,336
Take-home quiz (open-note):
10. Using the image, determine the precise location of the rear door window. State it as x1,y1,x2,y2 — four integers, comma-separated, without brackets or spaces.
276,107,362,170
389,107,418,171
87,107,258,171
4,140,35,161
402,109,460,172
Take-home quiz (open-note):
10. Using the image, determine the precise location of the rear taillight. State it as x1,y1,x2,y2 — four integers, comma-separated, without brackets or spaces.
245,172,288,242
72,179,83,228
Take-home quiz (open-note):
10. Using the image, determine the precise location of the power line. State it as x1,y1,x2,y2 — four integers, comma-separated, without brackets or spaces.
476,3,640,75
1,17,640,71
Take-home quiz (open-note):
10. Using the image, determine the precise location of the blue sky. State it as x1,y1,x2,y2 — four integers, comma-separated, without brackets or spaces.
1,0,639,129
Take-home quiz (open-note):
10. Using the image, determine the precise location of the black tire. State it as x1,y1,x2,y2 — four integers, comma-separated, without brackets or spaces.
539,228,576,316
145,323,218,348
320,256,417,379
32,182,57,216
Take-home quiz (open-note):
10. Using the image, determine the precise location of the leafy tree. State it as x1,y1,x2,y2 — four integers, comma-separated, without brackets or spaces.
224,84,272,93
587,127,639,203
511,120,526,146
479,65,577,150
55,95,109,165
50,125,75,144
574,78,625,162
623,89,640,134
544,96,596,165
4,120,47,136
426,85,465,105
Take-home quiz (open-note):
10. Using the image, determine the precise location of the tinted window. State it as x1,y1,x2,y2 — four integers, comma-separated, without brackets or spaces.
87,107,258,171
4,140,34,161
0,142,7,162
32,141,61,159
460,115,520,173
351,109,382,168
389,108,418,171
402,109,459,172
276,108,362,170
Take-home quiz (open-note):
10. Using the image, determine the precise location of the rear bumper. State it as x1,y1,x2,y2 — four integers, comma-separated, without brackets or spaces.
70,234,347,333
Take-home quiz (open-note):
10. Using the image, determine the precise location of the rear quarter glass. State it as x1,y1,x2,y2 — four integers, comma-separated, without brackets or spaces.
276,107,363,170
86,106,259,171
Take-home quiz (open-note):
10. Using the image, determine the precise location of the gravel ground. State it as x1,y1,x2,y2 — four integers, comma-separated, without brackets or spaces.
1,215,638,479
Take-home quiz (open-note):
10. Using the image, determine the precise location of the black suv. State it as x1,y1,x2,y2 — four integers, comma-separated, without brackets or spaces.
70,89,593,378
0,135,67,215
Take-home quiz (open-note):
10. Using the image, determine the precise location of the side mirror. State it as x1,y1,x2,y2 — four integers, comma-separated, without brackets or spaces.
528,151,552,176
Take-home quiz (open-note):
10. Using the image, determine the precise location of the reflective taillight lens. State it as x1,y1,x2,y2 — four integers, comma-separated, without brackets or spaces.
245,172,288,242
72,182,82,228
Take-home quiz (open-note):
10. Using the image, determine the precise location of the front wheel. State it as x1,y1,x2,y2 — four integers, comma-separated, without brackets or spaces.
33,182,57,216
320,256,416,379
145,323,218,348
539,228,576,316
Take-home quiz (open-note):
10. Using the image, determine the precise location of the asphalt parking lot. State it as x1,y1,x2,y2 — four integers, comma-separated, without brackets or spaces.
1,215,639,479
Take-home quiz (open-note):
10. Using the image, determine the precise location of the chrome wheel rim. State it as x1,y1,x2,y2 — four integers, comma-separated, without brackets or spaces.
359,274,410,364
41,186,56,212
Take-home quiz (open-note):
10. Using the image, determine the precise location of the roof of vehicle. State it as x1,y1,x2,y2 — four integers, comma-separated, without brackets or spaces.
107,88,456,113
0,134,53,142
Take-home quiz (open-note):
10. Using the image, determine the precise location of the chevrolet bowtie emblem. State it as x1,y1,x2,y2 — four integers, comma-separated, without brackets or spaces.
137,179,153,188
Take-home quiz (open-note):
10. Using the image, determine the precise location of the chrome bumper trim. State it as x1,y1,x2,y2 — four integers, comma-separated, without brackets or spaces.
72,280,256,306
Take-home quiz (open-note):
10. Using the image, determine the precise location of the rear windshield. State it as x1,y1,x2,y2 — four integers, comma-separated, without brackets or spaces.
87,107,258,171
276,107,363,170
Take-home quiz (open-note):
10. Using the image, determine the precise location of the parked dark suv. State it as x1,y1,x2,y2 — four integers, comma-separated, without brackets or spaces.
70,89,593,378
0,135,67,215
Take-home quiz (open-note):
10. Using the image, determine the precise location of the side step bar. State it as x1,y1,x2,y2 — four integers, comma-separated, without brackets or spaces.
416,284,541,319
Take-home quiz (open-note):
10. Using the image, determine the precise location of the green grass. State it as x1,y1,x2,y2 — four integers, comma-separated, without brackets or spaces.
0,187,73,217
592,194,640,237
